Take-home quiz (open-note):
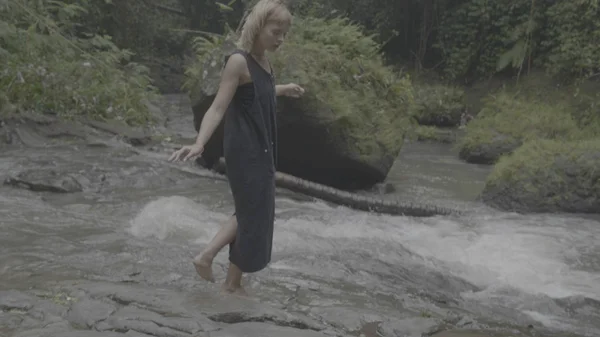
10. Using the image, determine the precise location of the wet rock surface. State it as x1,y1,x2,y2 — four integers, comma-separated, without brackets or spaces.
1,284,325,337
1,95,598,337
0,283,534,337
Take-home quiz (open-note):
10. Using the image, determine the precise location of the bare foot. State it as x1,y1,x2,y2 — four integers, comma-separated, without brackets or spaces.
192,253,215,282
220,283,248,297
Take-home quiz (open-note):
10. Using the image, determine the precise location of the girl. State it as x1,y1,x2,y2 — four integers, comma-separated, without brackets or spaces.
169,0,304,296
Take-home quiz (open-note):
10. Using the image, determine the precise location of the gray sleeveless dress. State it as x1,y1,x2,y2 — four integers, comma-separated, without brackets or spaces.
223,50,278,273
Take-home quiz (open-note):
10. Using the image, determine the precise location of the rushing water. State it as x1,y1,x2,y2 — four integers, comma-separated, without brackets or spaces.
1,99,599,337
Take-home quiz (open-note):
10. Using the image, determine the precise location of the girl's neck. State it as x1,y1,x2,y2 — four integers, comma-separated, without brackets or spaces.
250,45,266,59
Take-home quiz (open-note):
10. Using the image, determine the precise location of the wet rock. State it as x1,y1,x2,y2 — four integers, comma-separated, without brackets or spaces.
71,282,322,331
207,307,323,331
35,120,89,140
431,331,505,337
96,306,215,336
378,317,445,337
0,291,36,311
66,298,116,328
1,113,92,147
143,98,168,128
309,307,383,332
458,132,521,165
12,320,72,337
45,332,132,337
125,331,156,337
86,119,153,146
0,311,25,332
369,183,396,195
211,322,329,337
4,169,83,193
96,317,189,337
480,139,600,214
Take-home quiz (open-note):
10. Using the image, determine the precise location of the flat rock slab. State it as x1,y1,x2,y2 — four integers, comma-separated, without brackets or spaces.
210,322,330,337
66,298,116,328
85,119,153,146
0,290,37,311
4,169,84,193
68,281,324,331
96,305,216,336
432,331,519,337
45,332,137,337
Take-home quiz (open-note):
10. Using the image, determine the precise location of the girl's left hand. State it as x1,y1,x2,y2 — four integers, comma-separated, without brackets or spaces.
285,83,305,98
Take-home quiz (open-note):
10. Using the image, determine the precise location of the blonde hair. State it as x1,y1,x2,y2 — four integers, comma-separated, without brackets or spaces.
237,0,292,52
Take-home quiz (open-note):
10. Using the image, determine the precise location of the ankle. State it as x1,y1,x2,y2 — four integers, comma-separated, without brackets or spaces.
223,280,242,289
196,250,215,262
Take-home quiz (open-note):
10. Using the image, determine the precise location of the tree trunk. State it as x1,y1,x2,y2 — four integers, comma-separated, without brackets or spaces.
212,158,459,217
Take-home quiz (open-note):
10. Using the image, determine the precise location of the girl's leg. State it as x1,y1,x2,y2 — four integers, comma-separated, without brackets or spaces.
221,262,245,296
193,215,237,282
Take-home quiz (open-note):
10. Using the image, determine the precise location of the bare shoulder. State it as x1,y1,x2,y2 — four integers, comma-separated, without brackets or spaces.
224,53,251,84
226,53,246,69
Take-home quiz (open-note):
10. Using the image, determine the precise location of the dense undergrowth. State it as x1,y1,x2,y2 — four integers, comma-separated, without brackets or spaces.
0,0,157,125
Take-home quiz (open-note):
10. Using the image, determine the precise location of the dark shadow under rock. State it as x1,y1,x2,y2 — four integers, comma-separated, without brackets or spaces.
458,133,521,165
210,322,330,337
4,169,84,193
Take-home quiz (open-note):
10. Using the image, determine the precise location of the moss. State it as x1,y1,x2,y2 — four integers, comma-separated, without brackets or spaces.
457,92,582,156
484,138,600,212
0,2,158,126
488,138,600,184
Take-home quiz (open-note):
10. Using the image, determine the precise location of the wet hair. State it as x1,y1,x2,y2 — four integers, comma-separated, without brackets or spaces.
237,0,292,52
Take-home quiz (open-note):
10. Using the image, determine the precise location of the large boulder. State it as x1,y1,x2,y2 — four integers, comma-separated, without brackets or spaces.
457,93,580,164
480,139,600,213
187,17,415,190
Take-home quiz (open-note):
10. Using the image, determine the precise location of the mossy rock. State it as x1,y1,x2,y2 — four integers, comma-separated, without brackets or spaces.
457,93,581,165
413,84,466,127
187,17,415,189
409,125,461,144
481,138,600,214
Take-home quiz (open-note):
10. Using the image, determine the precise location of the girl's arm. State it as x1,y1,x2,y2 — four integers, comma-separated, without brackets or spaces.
275,84,290,96
276,83,305,97
194,54,246,147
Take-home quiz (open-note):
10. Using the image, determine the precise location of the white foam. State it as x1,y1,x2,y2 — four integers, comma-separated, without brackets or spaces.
129,194,600,303
129,195,226,242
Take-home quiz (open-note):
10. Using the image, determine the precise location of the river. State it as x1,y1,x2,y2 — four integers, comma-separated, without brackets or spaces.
0,95,599,337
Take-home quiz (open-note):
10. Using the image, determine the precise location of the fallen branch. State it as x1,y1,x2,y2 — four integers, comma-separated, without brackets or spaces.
212,158,460,217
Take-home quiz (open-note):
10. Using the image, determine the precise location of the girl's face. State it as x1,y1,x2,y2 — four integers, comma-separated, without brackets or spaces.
257,9,291,52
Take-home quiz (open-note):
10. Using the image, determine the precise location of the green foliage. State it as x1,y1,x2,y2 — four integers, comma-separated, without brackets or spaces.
435,0,600,82
540,0,600,80
477,73,600,139
457,92,581,154
0,0,157,124
485,138,600,210
488,138,600,184
181,0,237,93
270,16,415,156
261,0,600,85
412,83,465,126
435,0,537,81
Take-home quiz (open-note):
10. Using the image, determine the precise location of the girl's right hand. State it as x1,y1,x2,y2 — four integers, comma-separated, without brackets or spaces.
168,144,204,162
